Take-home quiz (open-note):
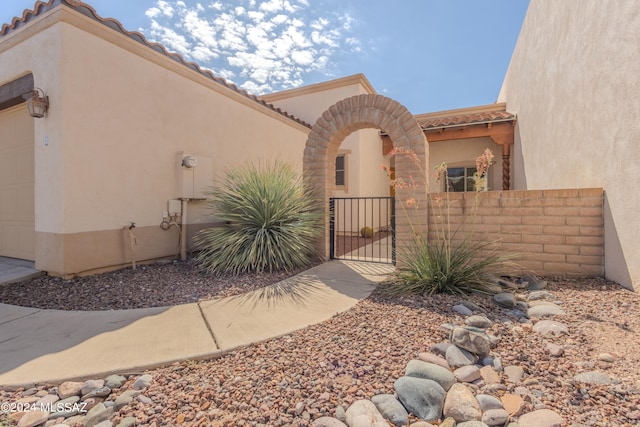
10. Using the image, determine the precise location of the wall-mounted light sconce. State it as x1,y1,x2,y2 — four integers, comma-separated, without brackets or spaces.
181,155,198,168
26,87,49,118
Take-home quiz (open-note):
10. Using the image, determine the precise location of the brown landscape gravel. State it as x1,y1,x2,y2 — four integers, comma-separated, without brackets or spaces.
1,262,639,426
0,260,318,311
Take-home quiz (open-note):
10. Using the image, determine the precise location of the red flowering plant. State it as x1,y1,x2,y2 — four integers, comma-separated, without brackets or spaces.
382,147,515,295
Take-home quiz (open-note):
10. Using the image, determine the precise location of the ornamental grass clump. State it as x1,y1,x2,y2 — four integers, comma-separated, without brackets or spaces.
389,234,513,296
194,161,322,275
383,148,516,295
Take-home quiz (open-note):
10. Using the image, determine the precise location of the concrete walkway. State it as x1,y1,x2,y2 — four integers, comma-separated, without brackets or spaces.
0,256,42,285
0,260,394,387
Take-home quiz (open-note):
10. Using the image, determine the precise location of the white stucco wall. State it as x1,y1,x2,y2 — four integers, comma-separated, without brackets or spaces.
498,0,640,289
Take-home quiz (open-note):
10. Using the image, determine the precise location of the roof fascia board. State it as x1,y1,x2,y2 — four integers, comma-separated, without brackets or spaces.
261,73,376,102
414,102,508,121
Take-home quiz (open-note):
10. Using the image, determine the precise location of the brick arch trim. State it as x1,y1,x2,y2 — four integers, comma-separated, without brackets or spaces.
303,94,428,259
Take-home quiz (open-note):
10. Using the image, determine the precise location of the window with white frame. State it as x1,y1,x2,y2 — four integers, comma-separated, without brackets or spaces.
446,166,480,192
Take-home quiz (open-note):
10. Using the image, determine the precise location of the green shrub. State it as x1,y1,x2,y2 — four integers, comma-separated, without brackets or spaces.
194,161,322,275
386,235,514,296
360,226,373,238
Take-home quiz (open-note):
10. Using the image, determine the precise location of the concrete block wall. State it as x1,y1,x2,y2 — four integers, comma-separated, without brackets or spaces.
426,188,604,277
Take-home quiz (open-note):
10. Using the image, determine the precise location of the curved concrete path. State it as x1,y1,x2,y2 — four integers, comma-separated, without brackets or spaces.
0,261,393,387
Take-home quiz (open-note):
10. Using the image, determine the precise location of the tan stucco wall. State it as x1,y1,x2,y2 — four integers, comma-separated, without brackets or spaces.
498,0,640,290
428,137,502,194
0,7,310,275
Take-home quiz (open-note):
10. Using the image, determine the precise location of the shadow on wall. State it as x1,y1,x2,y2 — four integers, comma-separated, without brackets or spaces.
604,192,633,290
513,123,527,190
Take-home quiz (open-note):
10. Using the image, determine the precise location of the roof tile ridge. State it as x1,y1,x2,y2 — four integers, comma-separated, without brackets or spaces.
1,0,58,36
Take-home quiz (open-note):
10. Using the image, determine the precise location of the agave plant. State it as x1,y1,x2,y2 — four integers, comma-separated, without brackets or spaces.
194,161,322,275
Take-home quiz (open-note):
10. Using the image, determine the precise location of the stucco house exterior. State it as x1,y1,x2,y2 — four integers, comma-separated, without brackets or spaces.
0,0,311,276
0,0,637,291
0,0,512,277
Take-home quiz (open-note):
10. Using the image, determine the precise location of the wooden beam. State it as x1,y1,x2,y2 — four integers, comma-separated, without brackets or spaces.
0,74,34,108
423,121,514,144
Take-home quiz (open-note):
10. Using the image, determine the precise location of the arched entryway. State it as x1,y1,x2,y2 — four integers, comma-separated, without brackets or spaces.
303,94,428,260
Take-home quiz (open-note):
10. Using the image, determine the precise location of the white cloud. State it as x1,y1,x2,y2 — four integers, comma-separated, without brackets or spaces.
145,8,160,18
156,0,175,18
270,14,289,25
148,20,191,55
291,50,314,65
311,17,328,30
142,0,361,94
217,69,236,80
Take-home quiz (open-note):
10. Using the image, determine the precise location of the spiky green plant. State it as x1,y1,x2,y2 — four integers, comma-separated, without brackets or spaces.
386,235,514,296
194,161,322,275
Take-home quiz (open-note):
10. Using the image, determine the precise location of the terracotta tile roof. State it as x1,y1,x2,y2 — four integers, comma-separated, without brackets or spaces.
1,0,311,128
418,110,516,130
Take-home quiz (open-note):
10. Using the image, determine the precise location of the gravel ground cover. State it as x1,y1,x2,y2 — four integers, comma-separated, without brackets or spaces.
0,260,318,311
1,263,639,426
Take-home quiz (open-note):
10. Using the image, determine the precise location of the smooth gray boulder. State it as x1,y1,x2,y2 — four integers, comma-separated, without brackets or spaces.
371,394,409,426
475,394,504,411
450,327,492,356
465,315,492,329
482,408,510,426
446,345,477,368
394,376,446,422
405,360,456,391
493,293,516,308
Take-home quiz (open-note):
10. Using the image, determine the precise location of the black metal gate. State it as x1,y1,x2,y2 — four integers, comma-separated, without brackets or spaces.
329,197,395,264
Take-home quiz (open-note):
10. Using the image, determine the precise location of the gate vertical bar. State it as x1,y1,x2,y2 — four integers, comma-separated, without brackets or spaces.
391,197,396,265
329,198,335,260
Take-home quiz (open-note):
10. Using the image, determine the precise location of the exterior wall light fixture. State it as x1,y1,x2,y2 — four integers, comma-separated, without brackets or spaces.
181,155,198,168
26,87,49,118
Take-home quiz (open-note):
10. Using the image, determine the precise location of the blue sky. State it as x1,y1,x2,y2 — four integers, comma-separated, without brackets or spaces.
0,0,530,113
